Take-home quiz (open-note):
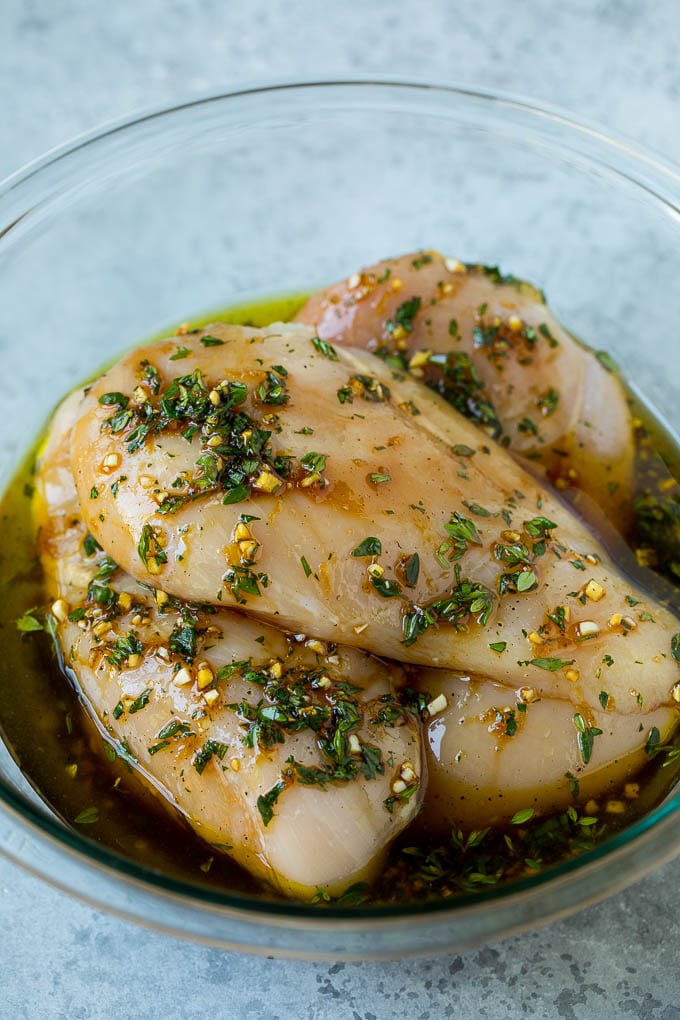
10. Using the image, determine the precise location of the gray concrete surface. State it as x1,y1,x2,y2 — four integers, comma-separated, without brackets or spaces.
2,1,680,1016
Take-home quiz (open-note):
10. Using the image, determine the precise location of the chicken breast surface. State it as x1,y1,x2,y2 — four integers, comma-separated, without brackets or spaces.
70,322,680,720
414,668,677,831
295,251,634,525
37,392,422,899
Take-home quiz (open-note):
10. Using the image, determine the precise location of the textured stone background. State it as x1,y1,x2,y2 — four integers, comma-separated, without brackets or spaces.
2,1,680,1017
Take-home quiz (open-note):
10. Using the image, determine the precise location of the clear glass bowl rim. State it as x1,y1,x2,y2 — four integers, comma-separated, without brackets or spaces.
2,76,680,951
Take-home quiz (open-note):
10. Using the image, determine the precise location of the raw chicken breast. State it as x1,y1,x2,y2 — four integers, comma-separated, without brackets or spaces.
36,393,422,899
295,251,634,524
70,322,680,718
414,668,677,831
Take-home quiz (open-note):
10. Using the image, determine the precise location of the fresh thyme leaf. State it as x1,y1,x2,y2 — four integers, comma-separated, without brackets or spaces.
524,657,574,672
74,806,99,825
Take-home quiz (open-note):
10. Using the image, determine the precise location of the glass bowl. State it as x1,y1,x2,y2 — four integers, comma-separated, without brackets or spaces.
1,79,680,959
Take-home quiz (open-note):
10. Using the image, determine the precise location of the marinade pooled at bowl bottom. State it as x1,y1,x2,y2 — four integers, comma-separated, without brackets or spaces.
3,282,680,907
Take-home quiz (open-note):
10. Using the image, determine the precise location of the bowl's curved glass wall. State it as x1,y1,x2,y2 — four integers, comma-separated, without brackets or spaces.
1,81,680,957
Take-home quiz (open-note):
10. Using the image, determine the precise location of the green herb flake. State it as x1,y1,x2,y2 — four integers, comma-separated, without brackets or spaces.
74,806,100,825
300,556,312,578
370,576,402,598
128,687,152,714
523,517,558,538
311,336,339,361
489,641,507,653
98,391,129,408
511,807,535,825
573,713,603,765
525,657,575,672
200,335,225,347
403,552,420,587
516,570,537,592
169,346,191,361
16,609,45,633
671,634,680,662
257,781,286,826
351,537,382,557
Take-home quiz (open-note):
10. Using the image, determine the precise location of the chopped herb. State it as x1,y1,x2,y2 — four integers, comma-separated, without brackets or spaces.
599,691,610,710
511,807,535,825
671,634,680,662
257,781,286,826
489,641,507,653
301,556,312,578
16,609,46,633
462,501,492,517
223,564,265,603
74,807,100,825
300,451,327,474
443,511,483,560
515,570,537,593
402,604,437,647
105,632,143,669
128,687,152,714
452,444,475,457
193,739,228,775
645,726,661,755
537,388,559,417
311,336,339,361
403,553,420,587
411,253,433,269
169,346,191,360
386,297,421,336
523,517,557,538
148,740,170,756
137,524,167,571
384,783,418,814
169,618,198,662
351,537,382,557
157,719,192,740
222,484,250,505
538,322,559,348
573,713,603,765
83,533,101,557
368,472,391,485
524,657,575,672
200,335,225,346
518,417,538,436
370,576,402,598
98,391,129,407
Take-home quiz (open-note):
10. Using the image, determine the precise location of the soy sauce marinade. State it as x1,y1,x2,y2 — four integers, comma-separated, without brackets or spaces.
2,290,680,907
